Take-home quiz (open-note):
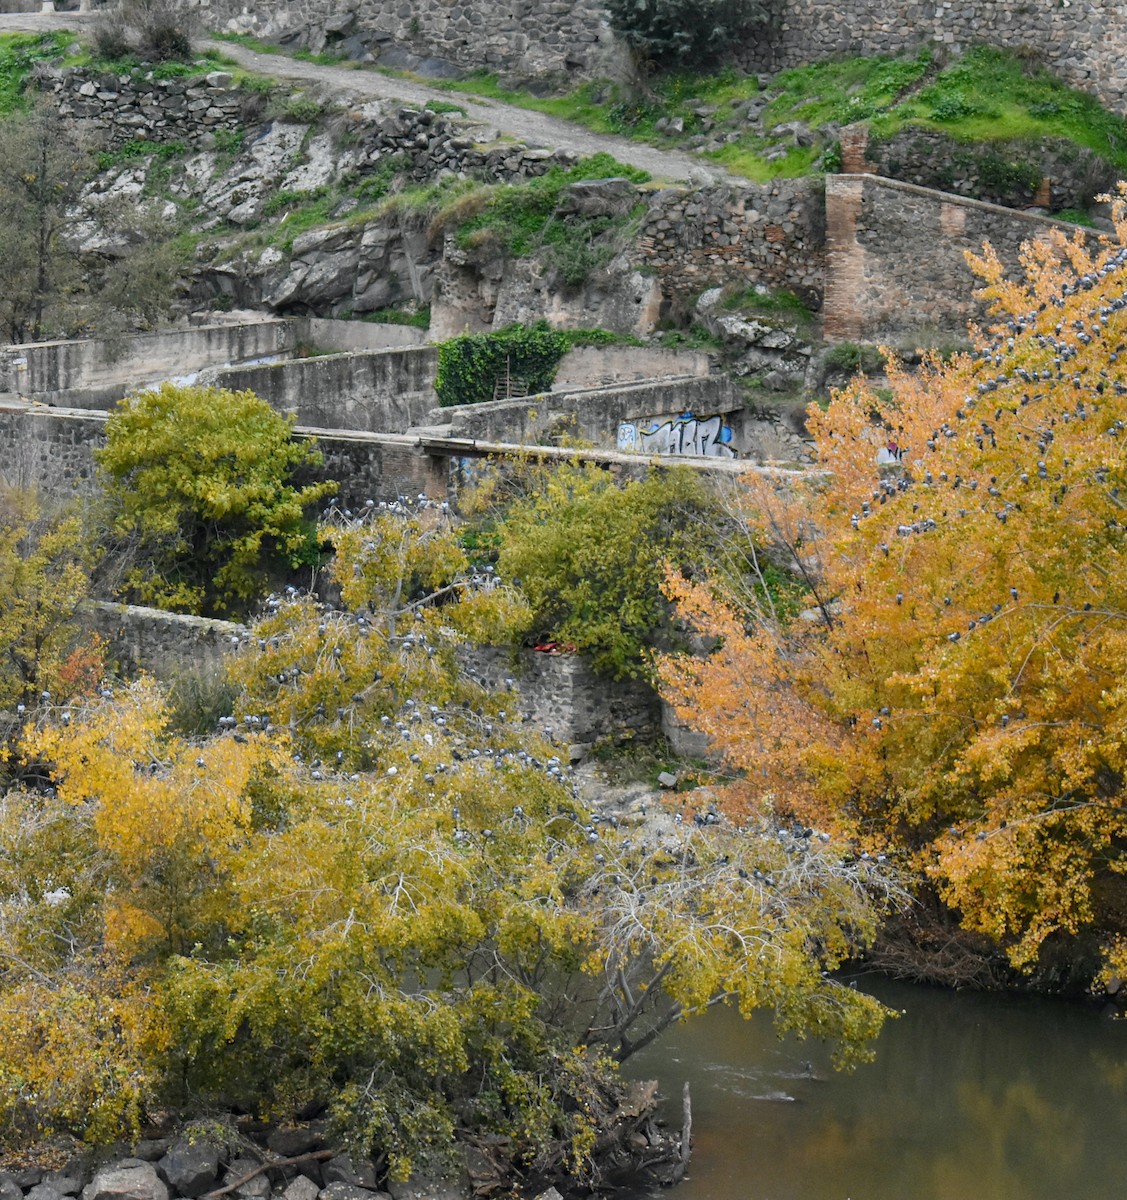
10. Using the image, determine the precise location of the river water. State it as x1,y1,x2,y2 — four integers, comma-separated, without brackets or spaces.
625,976,1127,1200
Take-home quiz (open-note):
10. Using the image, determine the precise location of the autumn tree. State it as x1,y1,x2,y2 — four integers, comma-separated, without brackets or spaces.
0,504,897,1176
659,189,1127,983
0,490,99,713
97,383,334,616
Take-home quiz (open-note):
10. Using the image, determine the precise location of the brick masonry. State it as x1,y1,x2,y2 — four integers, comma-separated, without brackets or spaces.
823,174,1095,342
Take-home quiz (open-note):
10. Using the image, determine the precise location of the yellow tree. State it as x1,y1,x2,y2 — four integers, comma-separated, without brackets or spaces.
0,504,897,1173
660,191,1127,980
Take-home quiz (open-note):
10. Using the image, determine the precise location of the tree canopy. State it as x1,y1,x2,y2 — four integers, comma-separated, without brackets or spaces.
473,460,726,679
97,383,334,616
0,502,896,1176
659,191,1127,983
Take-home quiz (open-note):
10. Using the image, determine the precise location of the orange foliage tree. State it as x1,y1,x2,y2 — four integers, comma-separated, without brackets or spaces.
660,192,1127,980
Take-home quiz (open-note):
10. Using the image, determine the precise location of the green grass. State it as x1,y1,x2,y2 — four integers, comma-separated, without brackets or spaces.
418,46,1127,182
432,153,650,285
95,138,188,171
212,32,282,55
362,306,432,328
719,285,817,336
0,32,79,115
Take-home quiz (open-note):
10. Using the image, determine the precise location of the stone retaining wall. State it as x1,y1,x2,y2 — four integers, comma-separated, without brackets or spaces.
0,320,294,407
40,67,582,185
214,346,439,431
0,406,451,508
460,645,660,747
638,179,825,311
82,601,657,748
85,601,245,680
438,376,743,452
208,0,1127,112
43,66,250,148
862,127,1116,213
823,174,1095,342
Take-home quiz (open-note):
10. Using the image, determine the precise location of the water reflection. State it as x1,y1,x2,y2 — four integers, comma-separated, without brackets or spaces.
624,977,1127,1200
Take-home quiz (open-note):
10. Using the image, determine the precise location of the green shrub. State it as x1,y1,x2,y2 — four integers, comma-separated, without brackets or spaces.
824,341,887,375
434,322,568,407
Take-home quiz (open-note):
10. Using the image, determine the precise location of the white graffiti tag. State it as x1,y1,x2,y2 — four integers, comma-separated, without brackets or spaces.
633,412,736,458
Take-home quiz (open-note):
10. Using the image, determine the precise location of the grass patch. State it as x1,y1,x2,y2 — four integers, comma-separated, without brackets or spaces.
95,138,188,171
720,285,817,337
823,341,887,374
561,328,644,348
655,324,725,352
432,153,650,286
0,32,78,114
417,46,1127,184
212,32,282,55
1054,207,1096,227
362,305,432,328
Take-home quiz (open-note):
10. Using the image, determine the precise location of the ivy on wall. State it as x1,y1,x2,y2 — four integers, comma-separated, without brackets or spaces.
434,321,569,407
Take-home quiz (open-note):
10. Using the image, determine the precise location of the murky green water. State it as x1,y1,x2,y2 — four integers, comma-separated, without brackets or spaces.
625,977,1127,1200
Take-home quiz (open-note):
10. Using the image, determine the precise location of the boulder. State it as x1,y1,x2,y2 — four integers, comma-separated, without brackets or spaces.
318,1186,384,1200
158,1139,223,1198
557,177,637,219
219,1160,269,1200
26,1186,69,1200
267,1126,324,1157
0,1177,24,1200
386,1175,470,1200
321,1158,377,1189
83,1162,169,1200
282,1178,319,1200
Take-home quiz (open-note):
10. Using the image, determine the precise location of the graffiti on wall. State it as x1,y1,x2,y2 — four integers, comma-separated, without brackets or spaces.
617,411,737,458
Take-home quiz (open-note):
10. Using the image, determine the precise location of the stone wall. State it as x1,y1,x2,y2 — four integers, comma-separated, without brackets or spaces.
460,645,660,747
823,174,1093,342
203,0,619,80
748,0,1127,114
44,66,250,148
301,317,427,352
297,431,451,508
213,346,439,431
438,376,743,452
0,320,295,407
40,67,582,186
552,346,710,390
83,603,656,749
85,601,245,680
638,180,825,311
858,125,1116,212
198,1,1127,113
0,405,452,508
0,406,105,496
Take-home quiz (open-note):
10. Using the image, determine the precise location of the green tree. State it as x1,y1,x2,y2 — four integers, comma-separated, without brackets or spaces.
97,383,334,616
481,460,723,678
0,99,186,343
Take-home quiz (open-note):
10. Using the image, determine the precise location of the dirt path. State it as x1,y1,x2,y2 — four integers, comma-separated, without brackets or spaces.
0,11,719,184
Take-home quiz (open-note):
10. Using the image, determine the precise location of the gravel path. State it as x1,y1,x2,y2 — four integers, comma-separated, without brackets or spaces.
0,12,720,184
